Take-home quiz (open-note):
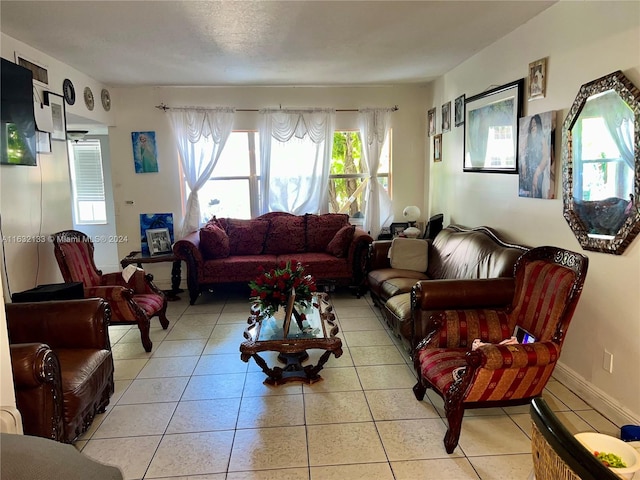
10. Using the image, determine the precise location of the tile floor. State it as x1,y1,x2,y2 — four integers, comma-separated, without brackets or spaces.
76,287,626,480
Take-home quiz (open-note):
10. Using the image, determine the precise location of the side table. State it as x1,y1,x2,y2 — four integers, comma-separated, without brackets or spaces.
120,251,182,300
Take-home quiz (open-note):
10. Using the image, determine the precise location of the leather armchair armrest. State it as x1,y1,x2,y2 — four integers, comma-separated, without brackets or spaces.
412,278,516,311
6,298,111,350
468,341,560,369
368,240,393,270
9,343,57,389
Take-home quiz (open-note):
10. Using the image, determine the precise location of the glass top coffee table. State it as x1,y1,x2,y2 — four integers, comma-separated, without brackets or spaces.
240,293,342,385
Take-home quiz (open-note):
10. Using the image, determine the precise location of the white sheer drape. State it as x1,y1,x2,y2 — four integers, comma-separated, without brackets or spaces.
259,109,336,214
359,108,394,238
168,107,235,238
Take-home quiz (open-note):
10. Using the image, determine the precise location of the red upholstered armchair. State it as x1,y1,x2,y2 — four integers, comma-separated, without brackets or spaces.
53,230,169,352
412,246,588,453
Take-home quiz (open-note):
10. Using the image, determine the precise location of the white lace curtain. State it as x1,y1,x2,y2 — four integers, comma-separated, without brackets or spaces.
168,107,235,238
259,109,336,214
359,108,394,238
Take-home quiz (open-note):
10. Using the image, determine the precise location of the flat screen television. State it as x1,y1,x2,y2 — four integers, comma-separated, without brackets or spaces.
1,57,37,166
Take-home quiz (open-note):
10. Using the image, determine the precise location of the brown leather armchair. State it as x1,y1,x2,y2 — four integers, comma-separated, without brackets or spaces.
53,229,169,352
6,299,115,443
413,246,589,453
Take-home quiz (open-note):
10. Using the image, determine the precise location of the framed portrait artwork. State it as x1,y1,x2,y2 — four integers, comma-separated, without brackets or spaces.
434,134,442,162
132,131,158,173
146,227,172,255
441,101,451,132
43,91,66,141
463,78,524,173
518,111,556,199
528,58,547,101
427,107,436,137
454,94,465,127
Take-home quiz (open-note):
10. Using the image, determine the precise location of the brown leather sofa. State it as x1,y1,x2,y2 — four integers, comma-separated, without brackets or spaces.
367,225,529,352
6,298,115,443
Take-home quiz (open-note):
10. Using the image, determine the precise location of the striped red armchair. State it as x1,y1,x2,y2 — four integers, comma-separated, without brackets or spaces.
53,230,169,352
412,246,588,453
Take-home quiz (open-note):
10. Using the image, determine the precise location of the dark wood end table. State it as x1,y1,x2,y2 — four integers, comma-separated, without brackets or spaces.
240,293,342,385
120,251,182,300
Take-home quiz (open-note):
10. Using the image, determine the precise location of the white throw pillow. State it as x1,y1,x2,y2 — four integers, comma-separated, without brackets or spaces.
388,237,429,272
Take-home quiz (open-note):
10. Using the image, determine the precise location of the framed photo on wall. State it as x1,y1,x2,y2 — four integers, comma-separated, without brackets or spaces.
463,78,524,173
427,107,436,137
43,91,66,141
454,94,465,127
441,101,451,132
518,111,556,199
434,134,442,162
528,58,547,100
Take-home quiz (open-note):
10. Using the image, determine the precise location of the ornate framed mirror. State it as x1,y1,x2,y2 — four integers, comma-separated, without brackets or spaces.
562,70,640,255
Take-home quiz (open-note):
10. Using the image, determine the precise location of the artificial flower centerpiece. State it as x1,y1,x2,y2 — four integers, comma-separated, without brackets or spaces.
248,260,317,329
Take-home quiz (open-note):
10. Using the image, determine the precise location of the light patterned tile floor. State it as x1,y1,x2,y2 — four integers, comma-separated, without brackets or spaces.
78,287,627,480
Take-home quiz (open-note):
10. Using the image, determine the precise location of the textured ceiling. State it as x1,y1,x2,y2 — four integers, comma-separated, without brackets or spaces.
1,1,555,87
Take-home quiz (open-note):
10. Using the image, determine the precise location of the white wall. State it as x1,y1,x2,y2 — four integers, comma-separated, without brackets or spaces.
429,2,640,424
108,85,430,284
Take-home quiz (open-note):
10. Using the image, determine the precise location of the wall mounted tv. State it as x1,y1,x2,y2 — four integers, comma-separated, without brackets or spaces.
1,57,37,166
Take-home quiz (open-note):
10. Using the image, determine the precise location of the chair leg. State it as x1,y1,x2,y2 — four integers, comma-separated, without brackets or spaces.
138,317,153,352
444,401,465,454
158,307,169,330
413,379,427,401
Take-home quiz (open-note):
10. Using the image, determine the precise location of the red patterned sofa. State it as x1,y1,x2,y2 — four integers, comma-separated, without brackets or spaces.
173,212,374,304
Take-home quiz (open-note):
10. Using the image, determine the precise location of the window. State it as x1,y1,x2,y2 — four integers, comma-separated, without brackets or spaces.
197,130,391,222
68,140,106,224
329,131,390,221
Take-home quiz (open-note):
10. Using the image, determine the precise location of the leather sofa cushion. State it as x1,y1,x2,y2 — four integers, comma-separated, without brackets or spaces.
389,238,428,271
326,225,355,257
264,215,306,254
227,219,270,255
381,277,424,299
306,213,349,252
386,292,412,324
368,268,428,297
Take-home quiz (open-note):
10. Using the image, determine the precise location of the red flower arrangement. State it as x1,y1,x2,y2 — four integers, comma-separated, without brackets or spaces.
248,260,317,319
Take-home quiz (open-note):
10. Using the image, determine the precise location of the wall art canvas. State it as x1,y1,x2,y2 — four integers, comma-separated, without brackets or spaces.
427,107,436,137
518,111,556,199
528,58,547,101
132,131,158,173
441,101,451,132
140,213,174,255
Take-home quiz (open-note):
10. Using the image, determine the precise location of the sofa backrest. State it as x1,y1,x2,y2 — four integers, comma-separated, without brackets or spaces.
427,225,529,280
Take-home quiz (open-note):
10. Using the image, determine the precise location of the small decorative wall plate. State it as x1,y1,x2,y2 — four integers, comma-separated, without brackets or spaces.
84,87,94,111
101,88,111,111
62,78,75,105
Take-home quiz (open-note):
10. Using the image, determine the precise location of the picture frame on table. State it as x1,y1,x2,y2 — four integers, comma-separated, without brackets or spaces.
454,94,465,127
390,222,409,237
463,78,524,173
528,58,547,101
146,227,172,255
434,134,442,162
442,101,451,132
427,107,436,137
43,91,66,141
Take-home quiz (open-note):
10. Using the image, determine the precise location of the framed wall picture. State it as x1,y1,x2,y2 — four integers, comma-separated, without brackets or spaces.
441,101,451,132
528,58,547,101
434,134,442,162
518,111,556,199
427,107,436,137
132,131,158,173
36,131,51,153
146,228,172,255
463,78,524,173
454,94,465,127
43,91,66,141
